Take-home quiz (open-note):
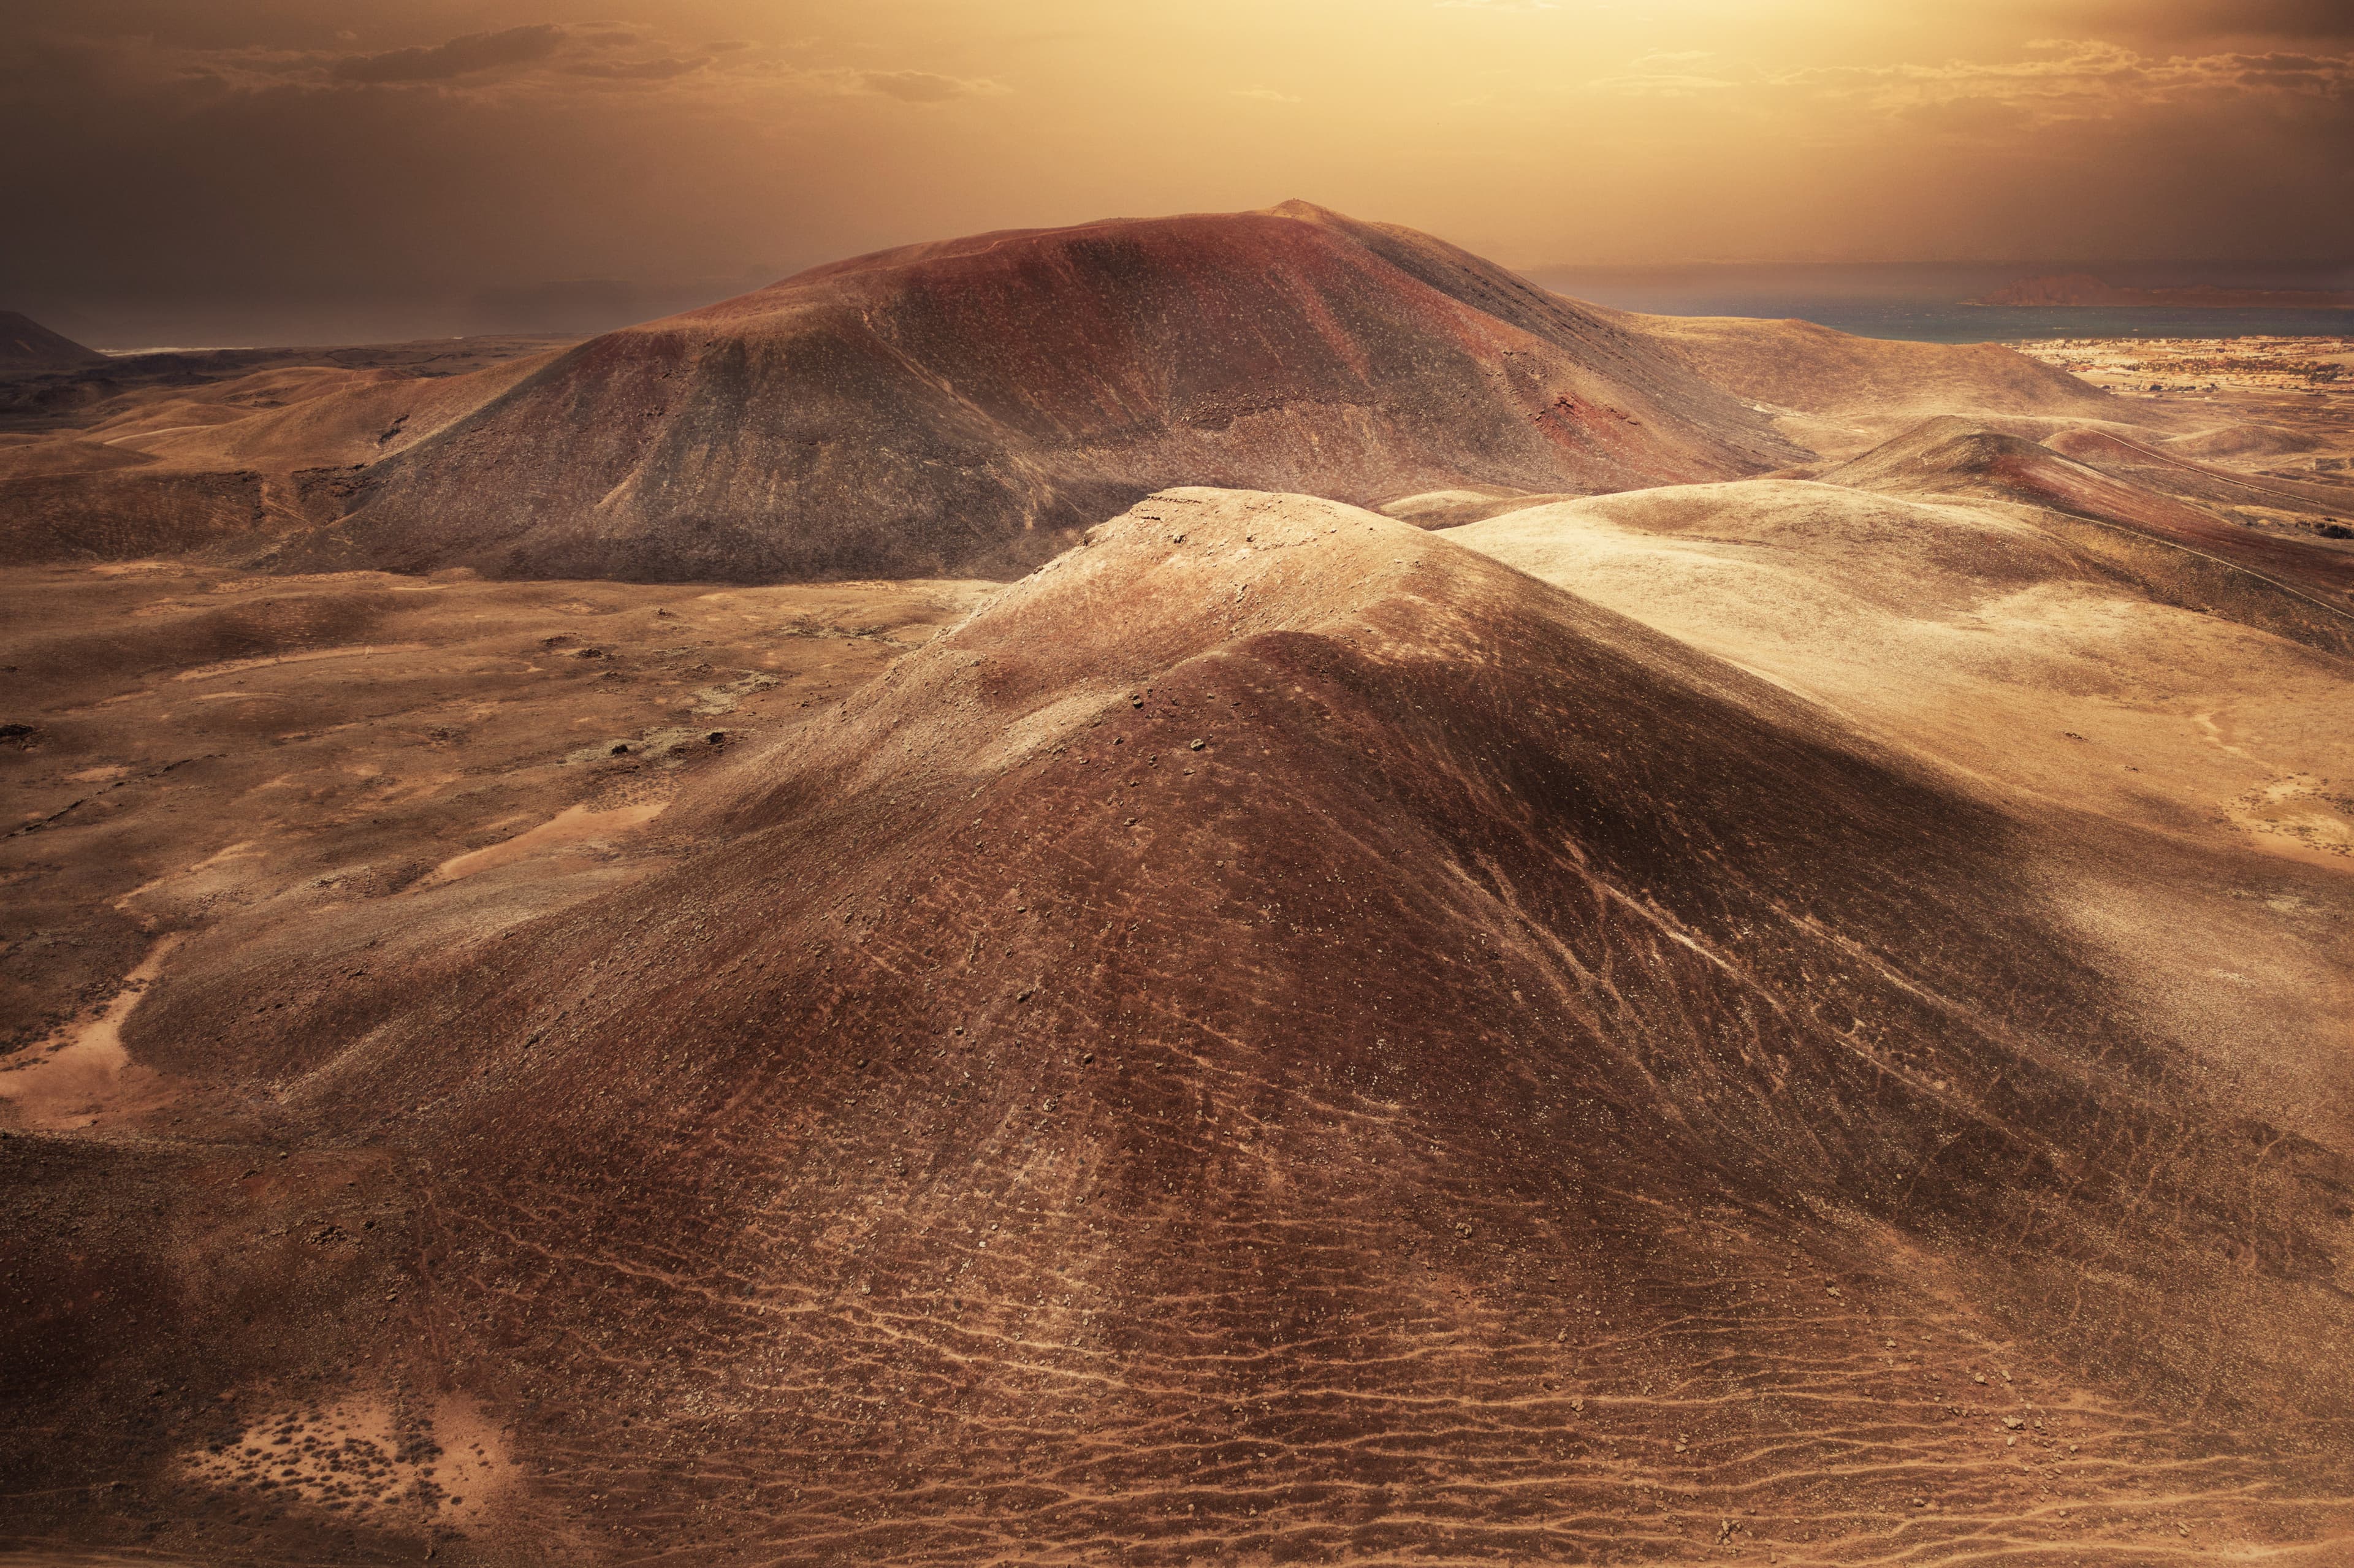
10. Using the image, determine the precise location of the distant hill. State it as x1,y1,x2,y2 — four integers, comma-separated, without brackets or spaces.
0,311,108,380
286,202,1817,581
0,208,2165,579
1968,272,2354,309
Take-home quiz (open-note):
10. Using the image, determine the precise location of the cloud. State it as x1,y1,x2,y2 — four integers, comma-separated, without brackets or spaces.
1232,86,1303,103
1591,72,1739,97
331,24,567,85
851,69,1004,102
1591,51,1744,98
0,23,1011,115
1782,39,2354,123
2060,0,2354,43
570,56,711,82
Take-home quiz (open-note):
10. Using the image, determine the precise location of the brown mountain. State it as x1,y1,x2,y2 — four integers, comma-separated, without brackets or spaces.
0,310,109,381
277,202,1810,581
0,208,2155,580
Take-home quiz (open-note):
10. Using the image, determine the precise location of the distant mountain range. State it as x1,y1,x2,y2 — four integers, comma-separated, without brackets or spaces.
1968,273,2354,309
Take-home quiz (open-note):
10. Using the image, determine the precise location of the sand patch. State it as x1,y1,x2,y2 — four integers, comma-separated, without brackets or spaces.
2224,773,2354,866
414,800,665,889
179,1393,516,1529
0,933,182,1130
692,669,779,714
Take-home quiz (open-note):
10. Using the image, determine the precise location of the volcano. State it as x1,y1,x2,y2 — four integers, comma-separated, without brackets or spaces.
278,203,1837,582
0,311,108,381
5,206,2158,582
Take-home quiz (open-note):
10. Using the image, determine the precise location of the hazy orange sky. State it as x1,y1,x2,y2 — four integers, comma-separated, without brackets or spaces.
6,0,2349,341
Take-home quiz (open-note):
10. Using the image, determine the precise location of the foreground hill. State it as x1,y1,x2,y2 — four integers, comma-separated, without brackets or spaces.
0,310,108,381
6,490,2348,1562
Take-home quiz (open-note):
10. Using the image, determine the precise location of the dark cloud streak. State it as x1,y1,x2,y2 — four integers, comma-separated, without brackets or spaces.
330,23,566,85
569,57,710,82
2071,0,2354,41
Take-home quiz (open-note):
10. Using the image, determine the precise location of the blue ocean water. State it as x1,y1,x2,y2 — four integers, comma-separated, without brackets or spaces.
1523,262,2354,345
1702,303,2354,346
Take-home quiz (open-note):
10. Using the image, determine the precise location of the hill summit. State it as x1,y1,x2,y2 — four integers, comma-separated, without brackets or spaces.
0,311,109,381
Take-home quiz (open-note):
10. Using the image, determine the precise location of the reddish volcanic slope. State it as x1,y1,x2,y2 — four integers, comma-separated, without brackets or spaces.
1822,416,2354,650
12,491,2348,1564
285,203,1802,582
2044,423,2354,518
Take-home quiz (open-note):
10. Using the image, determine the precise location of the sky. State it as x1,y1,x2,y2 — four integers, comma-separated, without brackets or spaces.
4,0,2350,344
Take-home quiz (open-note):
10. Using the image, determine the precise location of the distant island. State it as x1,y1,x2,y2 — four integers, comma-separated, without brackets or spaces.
1966,272,2354,309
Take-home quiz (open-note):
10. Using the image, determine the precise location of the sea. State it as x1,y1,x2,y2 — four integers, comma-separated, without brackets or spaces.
1523,261,2354,346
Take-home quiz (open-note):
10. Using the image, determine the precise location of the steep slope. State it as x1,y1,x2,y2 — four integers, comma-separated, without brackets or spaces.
0,310,107,380
10,491,2348,1564
286,204,1802,582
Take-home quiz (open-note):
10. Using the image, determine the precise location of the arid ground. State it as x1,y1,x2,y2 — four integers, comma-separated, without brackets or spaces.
4,211,2352,1566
